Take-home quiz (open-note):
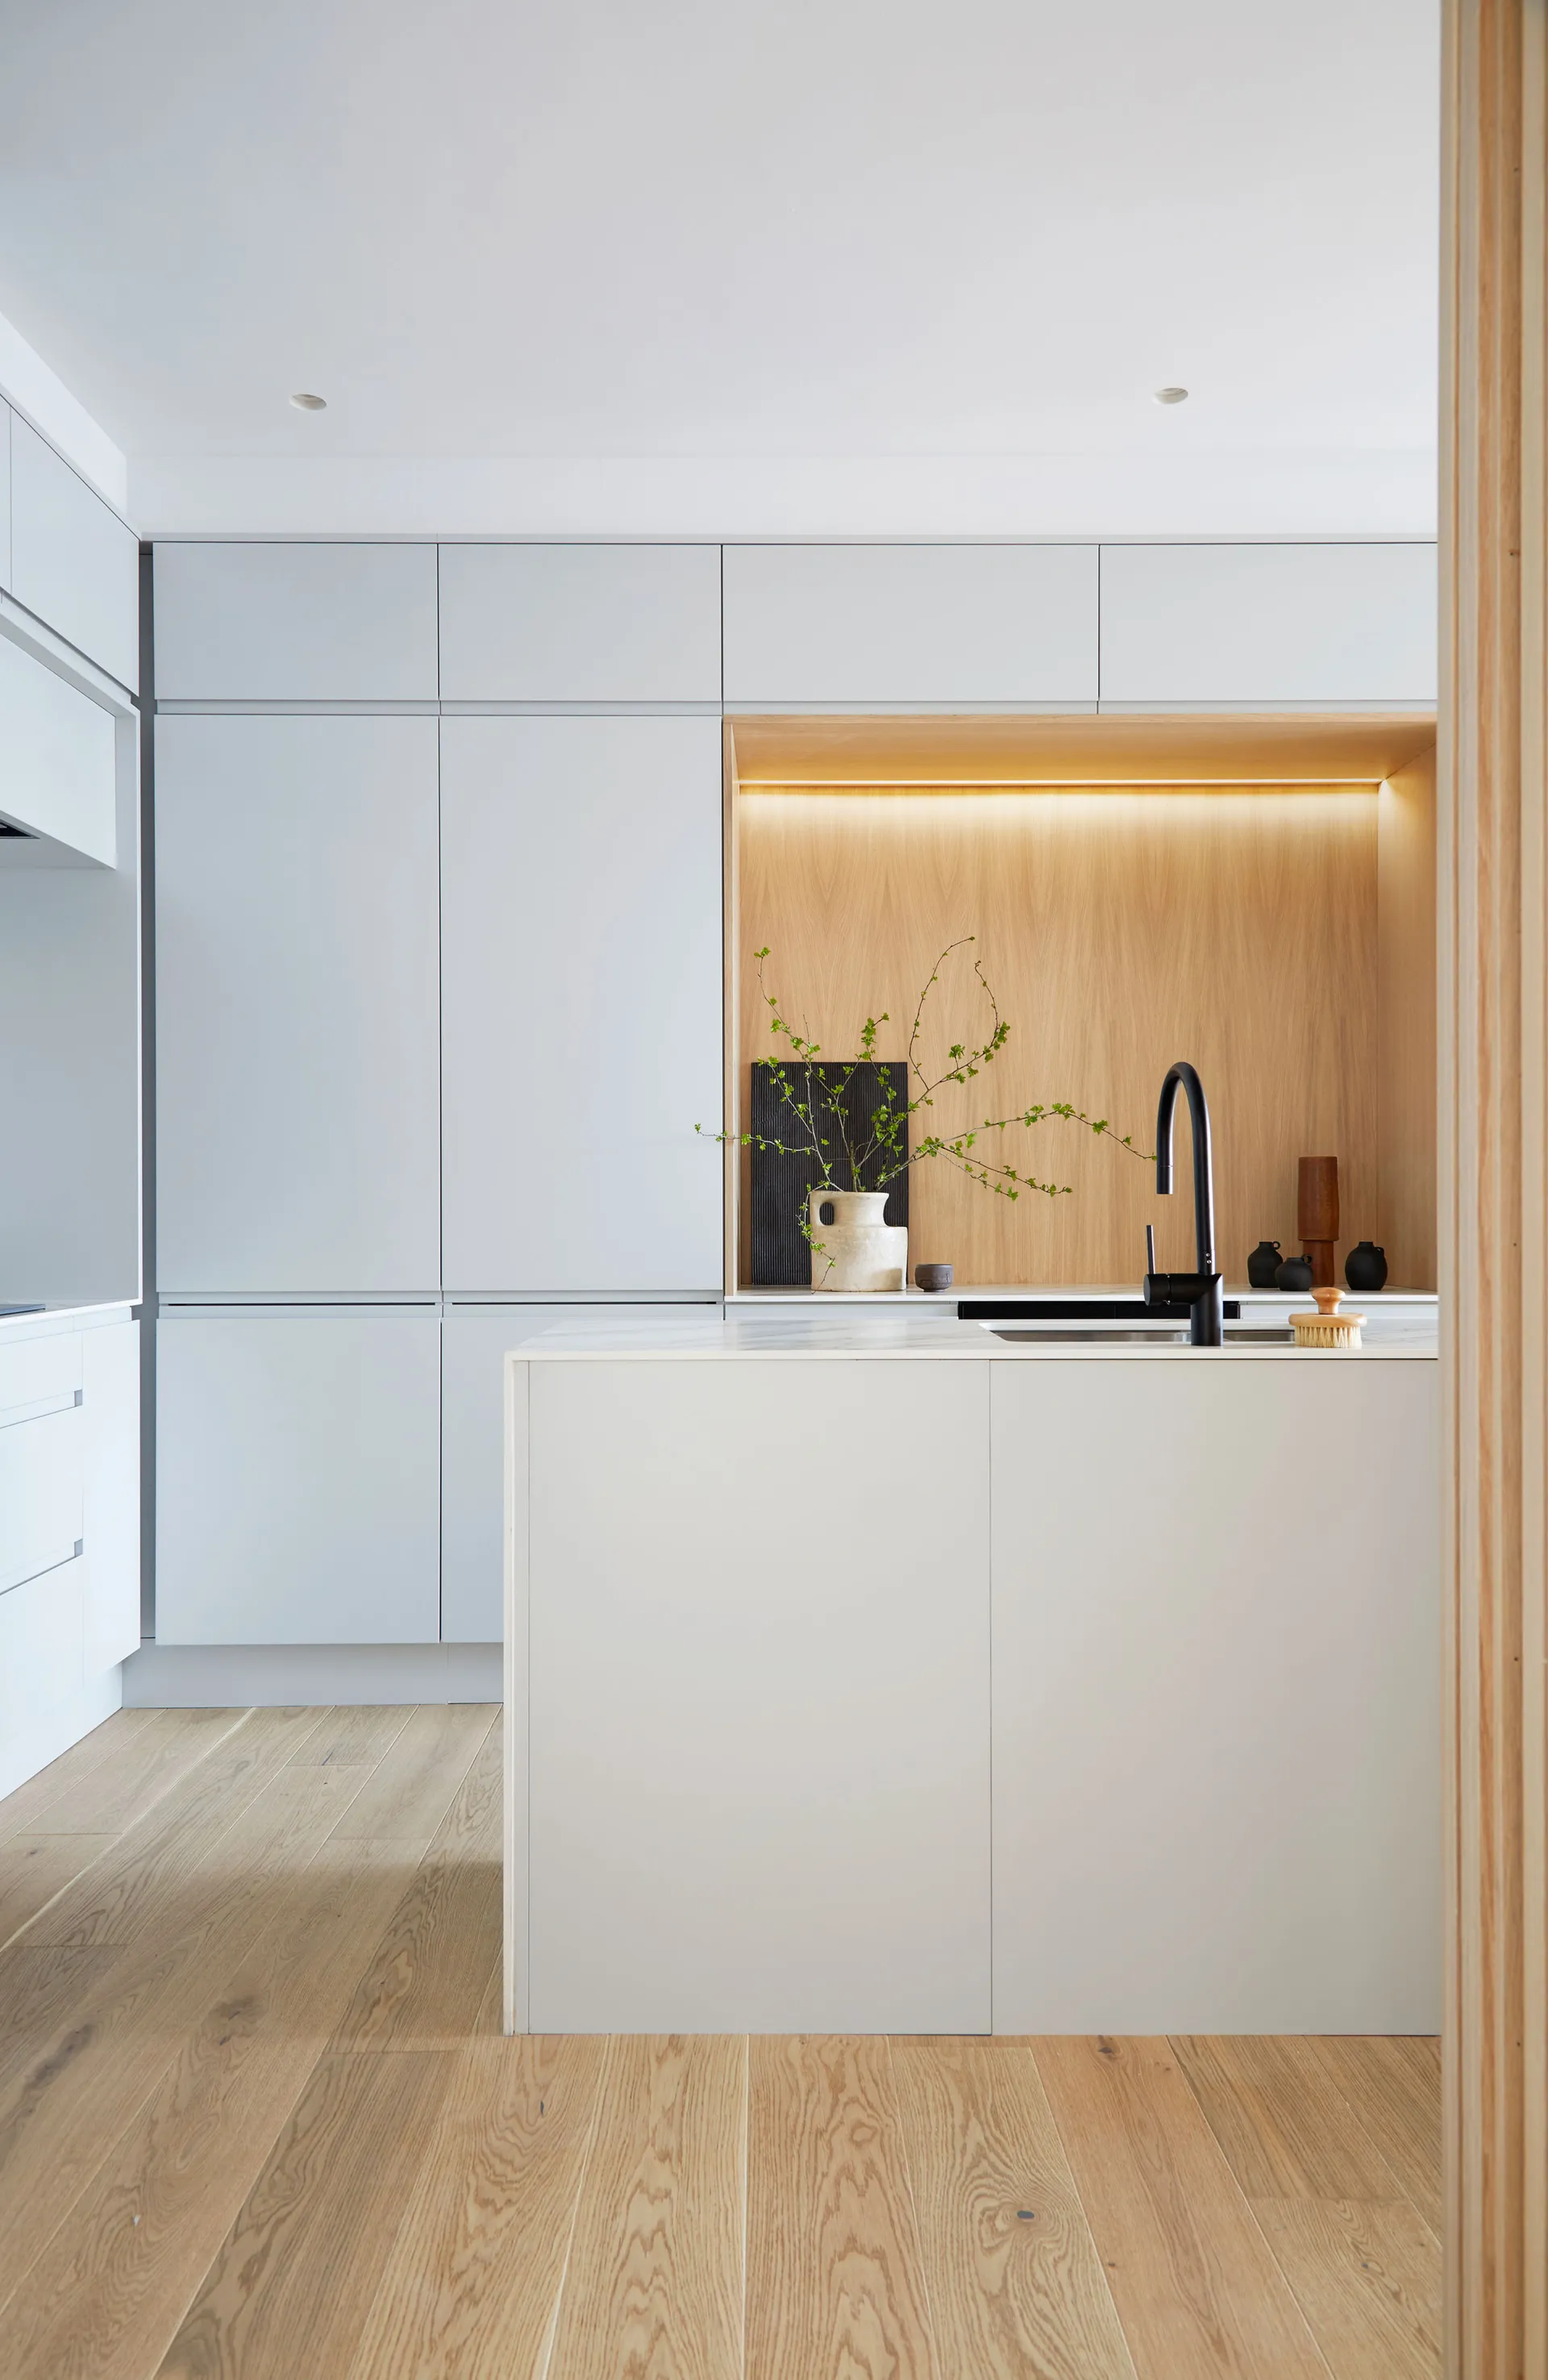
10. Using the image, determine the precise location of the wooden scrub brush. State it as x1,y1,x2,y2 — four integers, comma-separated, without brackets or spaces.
1292,1285,1366,1349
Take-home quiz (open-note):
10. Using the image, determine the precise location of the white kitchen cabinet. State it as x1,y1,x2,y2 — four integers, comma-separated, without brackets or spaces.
1098,541,1438,706
6,415,139,693
442,1303,654,1642
440,715,722,1295
989,1358,1442,2032
516,1355,991,2032
0,631,118,863
152,541,438,702
0,1395,83,1598
81,1318,140,1670
0,400,10,587
0,1561,89,1801
156,1308,442,1645
438,544,721,704
155,715,440,1294
722,543,1099,706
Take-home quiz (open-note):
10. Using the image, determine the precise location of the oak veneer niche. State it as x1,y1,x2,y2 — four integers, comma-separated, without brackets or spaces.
730,721,1438,1290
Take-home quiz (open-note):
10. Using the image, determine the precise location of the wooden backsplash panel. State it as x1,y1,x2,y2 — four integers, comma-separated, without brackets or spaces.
738,787,1383,1286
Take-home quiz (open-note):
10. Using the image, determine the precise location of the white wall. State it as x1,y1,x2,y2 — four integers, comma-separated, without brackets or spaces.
126,448,1437,541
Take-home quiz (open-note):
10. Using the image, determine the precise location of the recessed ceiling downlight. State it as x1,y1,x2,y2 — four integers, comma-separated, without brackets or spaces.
289,391,327,411
1153,386,1189,406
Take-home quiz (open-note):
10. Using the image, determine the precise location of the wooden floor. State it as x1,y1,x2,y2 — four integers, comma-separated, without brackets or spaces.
0,1705,1442,2380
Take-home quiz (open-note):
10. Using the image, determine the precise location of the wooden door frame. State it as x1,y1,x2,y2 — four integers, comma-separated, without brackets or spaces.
1441,5,1548,2374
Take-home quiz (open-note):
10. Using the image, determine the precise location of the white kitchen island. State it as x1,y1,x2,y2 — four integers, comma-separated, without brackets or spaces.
504,1307,1440,2038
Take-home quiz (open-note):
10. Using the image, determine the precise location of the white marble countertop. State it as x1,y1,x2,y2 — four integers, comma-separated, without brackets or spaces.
0,1299,136,1343
511,1307,1438,1361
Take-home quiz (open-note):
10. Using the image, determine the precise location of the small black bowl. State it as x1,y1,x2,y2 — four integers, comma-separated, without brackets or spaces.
914,1262,955,1292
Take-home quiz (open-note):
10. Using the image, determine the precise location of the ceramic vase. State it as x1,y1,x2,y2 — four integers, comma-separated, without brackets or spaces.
808,1189,908,1292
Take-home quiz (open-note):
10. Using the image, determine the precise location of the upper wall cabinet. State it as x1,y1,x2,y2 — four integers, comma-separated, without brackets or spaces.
152,542,439,702
155,714,440,1294
722,544,1099,707
1098,543,1438,706
0,402,10,587
7,418,139,694
0,634,117,863
439,544,721,704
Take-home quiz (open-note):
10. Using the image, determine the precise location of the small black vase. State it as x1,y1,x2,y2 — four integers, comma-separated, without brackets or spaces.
1275,1252,1315,1293
1345,1240,1388,1293
1246,1239,1282,1289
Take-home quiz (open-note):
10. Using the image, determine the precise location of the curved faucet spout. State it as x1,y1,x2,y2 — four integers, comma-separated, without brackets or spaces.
1156,1060,1216,1277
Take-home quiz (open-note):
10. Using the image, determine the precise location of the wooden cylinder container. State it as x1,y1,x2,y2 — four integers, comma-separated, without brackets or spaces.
1298,1155,1340,1287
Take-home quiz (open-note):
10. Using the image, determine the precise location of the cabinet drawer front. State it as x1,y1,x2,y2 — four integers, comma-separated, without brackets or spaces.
0,1403,85,1595
0,1332,83,1427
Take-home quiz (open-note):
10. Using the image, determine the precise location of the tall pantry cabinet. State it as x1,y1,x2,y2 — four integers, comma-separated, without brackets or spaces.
150,541,724,1652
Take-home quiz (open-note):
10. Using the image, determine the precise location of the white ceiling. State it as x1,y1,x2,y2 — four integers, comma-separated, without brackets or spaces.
0,0,1439,527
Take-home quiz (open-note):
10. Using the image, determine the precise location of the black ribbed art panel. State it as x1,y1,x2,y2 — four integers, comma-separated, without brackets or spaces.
748,1060,909,1286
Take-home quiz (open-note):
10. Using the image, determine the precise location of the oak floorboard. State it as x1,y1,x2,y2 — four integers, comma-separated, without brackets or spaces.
343,2034,608,2380
1172,2037,1441,2379
1034,2036,1329,2380
329,1703,497,1841
890,2038,1136,2380
1307,2038,1444,2240
0,1765,381,2290
155,2050,456,2380
0,1835,441,2380
0,1834,119,1952
1171,2035,1405,2200
0,1710,159,1844
286,1705,414,1769
0,1709,248,1843
14,1707,333,1953
747,2034,936,2380
330,1719,502,2052
548,2033,745,2380
1249,2195,1442,2380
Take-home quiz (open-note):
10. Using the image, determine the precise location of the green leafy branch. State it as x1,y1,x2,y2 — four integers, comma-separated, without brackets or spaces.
697,939,1151,1211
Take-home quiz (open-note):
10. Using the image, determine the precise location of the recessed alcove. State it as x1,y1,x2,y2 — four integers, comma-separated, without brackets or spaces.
724,714,1438,1291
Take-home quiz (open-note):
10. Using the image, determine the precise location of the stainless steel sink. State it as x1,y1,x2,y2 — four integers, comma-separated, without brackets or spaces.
988,1324,1294,1345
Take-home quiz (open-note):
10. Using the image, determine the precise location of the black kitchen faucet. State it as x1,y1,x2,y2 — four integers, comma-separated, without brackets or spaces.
1143,1061,1225,1347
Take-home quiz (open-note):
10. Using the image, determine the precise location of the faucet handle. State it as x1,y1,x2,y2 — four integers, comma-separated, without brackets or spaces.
1145,1224,1157,1278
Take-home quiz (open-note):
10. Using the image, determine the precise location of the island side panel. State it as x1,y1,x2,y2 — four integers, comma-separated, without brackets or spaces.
990,1356,1442,2033
502,1351,530,2034
525,1355,991,2032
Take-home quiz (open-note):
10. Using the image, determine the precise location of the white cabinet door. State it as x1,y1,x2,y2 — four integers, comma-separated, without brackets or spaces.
152,542,438,702
522,1356,991,2032
442,1303,653,1642
990,1359,1442,2033
81,1319,139,1670
722,544,1098,706
155,715,440,1294
440,716,722,1294
7,416,139,693
1098,542,1438,706
156,1308,441,1645
439,544,721,704
0,632,118,862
